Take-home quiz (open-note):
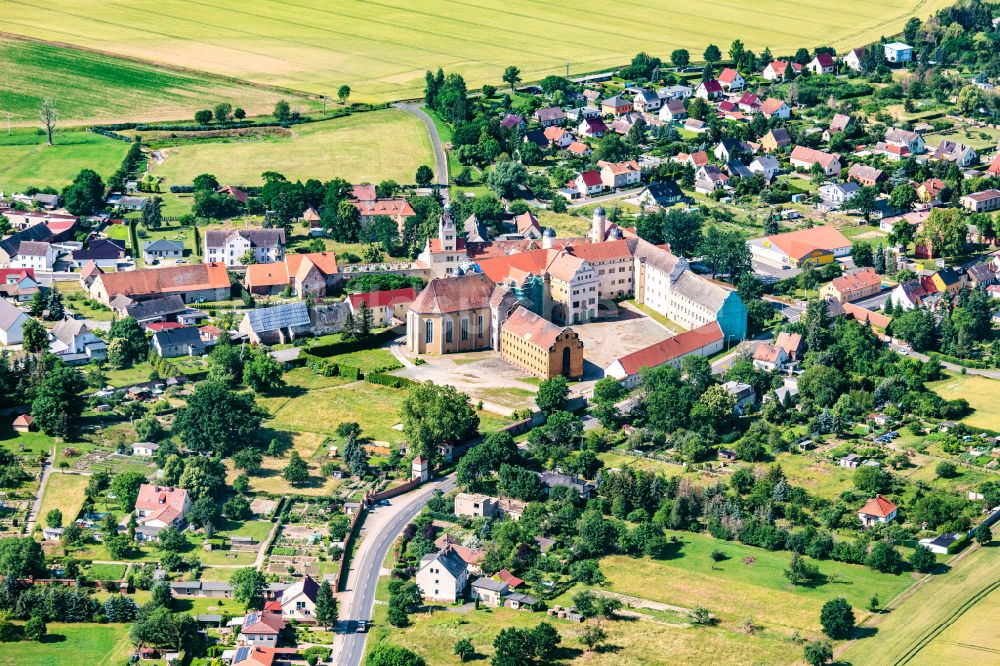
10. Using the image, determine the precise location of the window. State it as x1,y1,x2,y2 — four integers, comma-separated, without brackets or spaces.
446,320,453,343
461,318,468,341
425,320,433,343
477,315,483,337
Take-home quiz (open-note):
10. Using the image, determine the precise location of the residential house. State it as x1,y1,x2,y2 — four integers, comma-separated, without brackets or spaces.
217,185,248,205
598,160,641,189
789,146,841,176
760,98,791,120
884,128,925,154
12,414,33,433
151,326,206,358
820,267,882,303
824,113,853,140
566,141,592,158
350,198,418,232
819,181,859,208
132,442,158,457
631,180,685,209
500,113,525,131
674,151,709,168
532,107,565,126
631,88,661,113
737,92,761,113
539,471,596,498
544,126,574,149
807,52,836,75
578,117,608,138
749,155,781,181
695,80,723,100
932,140,978,167
858,495,898,527
88,263,231,305
760,128,791,152
753,334,805,372
71,238,126,269
609,112,642,136
121,294,188,324
749,225,852,268
142,239,185,263
454,493,500,519
606,322,724,387
346,287,417,327
600,96,633,117
471,578,508,608
658,99,688,122
890,279,936,310
49,318,107,363
0,268,39,302
203,229,285,267
714,138,751,163
695,165,729,193
416,548,468,602
239,611,285,648
134,484,192,540
918,533,962,555
244,252,338,297
762,60,802,82
987,153,1000,176
683,118,708,134
10,241,56,271
0,300,28,345
657,85,692,100
574,170,604,197
843,47,866,71
917,178,946,203
847,164,885,188
514,211,544,239
717,68,745,90
966,262,997,288
960,189,1000,213
722,381,756,414
239,302,312,345
931,267,965,295
279,575,319,622
523,128,549,149
883,42,913,63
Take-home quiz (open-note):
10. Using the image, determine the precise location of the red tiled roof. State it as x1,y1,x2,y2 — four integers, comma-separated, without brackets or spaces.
699,80,722,93
145,321,184,332
95,263,230,300
501,306,567,349
351,184,377,202
614,322,723,376
829,267,881,294
347,287,417,310
497,569,525,588
790,145,838,168
579,170,602,186
351,198,416,219
859,495,897,517
718,68,741,83
842,302,891,329
761,98,787,115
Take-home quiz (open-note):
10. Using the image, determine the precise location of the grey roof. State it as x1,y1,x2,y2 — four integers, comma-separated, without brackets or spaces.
50,318,90,345
726,161,752,179
170,581,202,591
73,238,125,261
644,180,683,203
421,548,468,579
0,223,54,258
266,582,292,592
151,326,204,350
204,228,285,249
201,582,232,591
195,614,222,623
471,577,508,592
16,241,49,257
506,592,538,605
671,270,732,312
463,214,490,243
143,239,185,253
0,300,26,330
125,294,187,321
244,301,311,333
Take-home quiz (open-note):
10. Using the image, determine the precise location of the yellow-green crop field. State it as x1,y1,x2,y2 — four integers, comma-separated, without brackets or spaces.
928,374,1000,432
1,0,954,106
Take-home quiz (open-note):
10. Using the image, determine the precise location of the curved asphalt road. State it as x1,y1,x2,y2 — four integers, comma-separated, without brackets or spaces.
335,473,457,666
393,103,450,201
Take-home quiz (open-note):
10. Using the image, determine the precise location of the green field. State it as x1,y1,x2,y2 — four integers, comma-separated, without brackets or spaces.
148,110,432,190
928,374,1000,431
0,35,304,123
0,128,128,193
1,0,953,104
36,472,90,531
844,544,1000,665
0,622,133,666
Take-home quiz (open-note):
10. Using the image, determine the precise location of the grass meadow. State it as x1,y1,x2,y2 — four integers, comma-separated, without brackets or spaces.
36,472,90,531
0,35,301,123
928,374,1000,431
0,127,128,193
147,110,433,190
2,0,953,104
0,622,133,666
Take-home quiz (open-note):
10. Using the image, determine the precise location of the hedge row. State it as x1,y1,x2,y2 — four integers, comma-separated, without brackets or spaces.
304,355,361,380
947,532,970,554
307,329,398,358
90,127,135,143
365,372,416,389
927,351,993,370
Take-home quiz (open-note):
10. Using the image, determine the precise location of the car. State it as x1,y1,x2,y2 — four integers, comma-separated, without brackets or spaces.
356,620,368,633
898,349,909,355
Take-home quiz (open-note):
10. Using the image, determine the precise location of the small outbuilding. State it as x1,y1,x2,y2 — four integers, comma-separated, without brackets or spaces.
12,414,34,433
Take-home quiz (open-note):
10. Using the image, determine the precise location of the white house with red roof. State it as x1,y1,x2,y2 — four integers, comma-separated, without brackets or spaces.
717,68,745,91
807,53,836,75
760,98,791,120
279,575,319,622
347,287,417,327
134,484,192,540
578,117,608,138
790,146,842,176
695,80,723,100
858,495,898,527
843,47,866,72
239,610,286,647
574,170,604,197
762,60,802,82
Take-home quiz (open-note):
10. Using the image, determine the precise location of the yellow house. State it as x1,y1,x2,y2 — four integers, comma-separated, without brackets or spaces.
930,267,965,296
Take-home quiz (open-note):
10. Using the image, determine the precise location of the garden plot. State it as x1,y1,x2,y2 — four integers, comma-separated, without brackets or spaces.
265,503,341,578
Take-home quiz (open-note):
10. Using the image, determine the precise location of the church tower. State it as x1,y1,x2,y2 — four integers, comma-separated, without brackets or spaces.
439,203,457,251
589,206,606,243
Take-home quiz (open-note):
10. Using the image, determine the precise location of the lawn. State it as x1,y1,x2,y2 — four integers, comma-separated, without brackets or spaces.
0,35,303,124
268,381,408,443
773,451,858,500
148,110,433,190
36,472,90,529
0,128,128,193
87,562,127,580
601,529,914,635
0,622,133,666
928,374,1000,431
2,0,953,104
844,543,1000,665
322,348,401,374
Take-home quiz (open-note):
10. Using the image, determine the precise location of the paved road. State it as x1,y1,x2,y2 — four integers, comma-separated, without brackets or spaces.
893,345,1000,379
333,473,457,666
24,446,55,534
394,103,450,201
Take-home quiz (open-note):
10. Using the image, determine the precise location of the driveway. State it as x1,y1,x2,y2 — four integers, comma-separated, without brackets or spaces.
393,103,449,200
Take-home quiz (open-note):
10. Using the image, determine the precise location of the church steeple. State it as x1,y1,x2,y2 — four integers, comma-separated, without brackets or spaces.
439,203,457,251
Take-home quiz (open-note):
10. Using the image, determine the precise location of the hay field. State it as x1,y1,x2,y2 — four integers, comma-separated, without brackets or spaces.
1,0,954,104
0,35,304,124
148,109,433,188
0,127,128,192
928,374,1000,432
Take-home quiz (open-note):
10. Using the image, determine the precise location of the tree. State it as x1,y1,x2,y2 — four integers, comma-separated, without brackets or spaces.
273,100,291,122
233,448,263,474
0,215,11,236
729,39,746,68
819,597,855,639
242,349,284,392
889,184,917,213
974,523,992,545
234,107,246,119
337,85,352,104
23,616,46,641
401,383,478,465
178,457,226,502
703,44,722,65
194,109,213,124
39,99,58,146
172,381,265,456
283,451,310,485
110,471,148,512
853,465,890,495
485,160,527,198
213,102,232,123
536,376,569,415
578,624,607,652
935,460,957,478
108,317,148,369
415,165,434,187
661,208,704,258
230,567,266,609
366,644,427,666
21,318,47,355
910,544,936,573
106,533,136,560
45,508,62,529
62,168,106,216
890,217,917,247
454,638,475,661
845,187,878,222
670,48,690,68
918,207,967,258
502,65,521,90
784,553,819,585
0,537,46,578
315,581,338,629
699,226,750,280
803,639,833,666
